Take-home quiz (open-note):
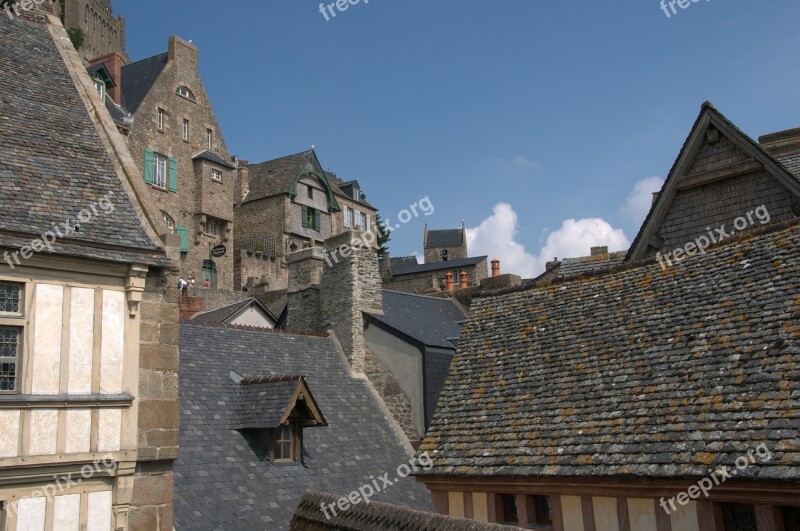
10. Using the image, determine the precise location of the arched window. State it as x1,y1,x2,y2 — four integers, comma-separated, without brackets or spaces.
176,86,196,102
161,211,175,233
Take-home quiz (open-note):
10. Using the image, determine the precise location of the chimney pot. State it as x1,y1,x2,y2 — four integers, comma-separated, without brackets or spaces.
459,271,468,289
491,259,501,277
590,246,608,256
445,272,455,292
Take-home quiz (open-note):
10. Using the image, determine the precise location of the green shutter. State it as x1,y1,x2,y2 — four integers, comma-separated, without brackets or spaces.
168,157,178,192
144,148,154,184
176,227,189,252
301,205,308,228
313,209,320,231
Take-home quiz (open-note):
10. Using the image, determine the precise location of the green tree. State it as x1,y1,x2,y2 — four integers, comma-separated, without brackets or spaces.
67,27,84,50
375,212,391,254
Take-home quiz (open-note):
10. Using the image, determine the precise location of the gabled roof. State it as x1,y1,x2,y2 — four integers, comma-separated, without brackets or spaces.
391,256,488,276
418,221,800,480
626,102,800,262
119,52,168,113
426,228,464,248
239,375,326,429
291,491,518,531
365,291,466,349
191,298,276,328
175,324,433,529
192,150,236,169
244,150,341,211
0,15,167,266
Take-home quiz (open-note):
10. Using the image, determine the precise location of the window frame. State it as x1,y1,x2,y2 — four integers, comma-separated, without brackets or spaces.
205,220,219,237
176,85,196,101
722,503,758,531
307,185,313,200
152,152,168,189
211,169,222,182
273,423,299,463
182,119,190,142
161,211,175,234
0,281,25,395
206,128,213,150
157,108,164,130
344,207,353,228
495,493,519,525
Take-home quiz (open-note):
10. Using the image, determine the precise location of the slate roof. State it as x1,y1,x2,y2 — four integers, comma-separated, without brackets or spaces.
536,251,627,281
290,490,521,531
419,220,800,480
366,291,466,349
191,298,276,328
175,324,433,530
778,153,800,179
239,375,325,430
390,256,488,276
0,16,167,266
192,150,236,169
426,228,463,248
119,52,168,113
245,151,315,203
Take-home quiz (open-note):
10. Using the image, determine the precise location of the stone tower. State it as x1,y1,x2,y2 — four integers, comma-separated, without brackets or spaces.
52,0,126,63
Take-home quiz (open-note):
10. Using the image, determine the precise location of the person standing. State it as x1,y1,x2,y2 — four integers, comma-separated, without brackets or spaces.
204,278,210,288
178,277,189,297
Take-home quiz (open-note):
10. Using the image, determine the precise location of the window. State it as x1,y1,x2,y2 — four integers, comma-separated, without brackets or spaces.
93,78,105,99
495,494,518,525
526,495,553,530
0,282,23,395
307,185,313,200
206,128,213,150
211,169,222,182
205,220,219,237
152,153,167,189
273,423,298,462
344,207,353,228
441,249,449,261
302,206,320,232
722,504,757,531
161,211,175,234
157,108,164,130
183,119,190,142
176,85,196,101
453,269,461,284
357,212,370,232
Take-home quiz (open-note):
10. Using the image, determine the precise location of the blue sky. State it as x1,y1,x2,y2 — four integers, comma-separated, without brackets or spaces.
120,0,800,276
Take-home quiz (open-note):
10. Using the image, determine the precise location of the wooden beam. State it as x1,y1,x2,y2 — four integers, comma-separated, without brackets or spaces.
676,160,763,191
755,505,787,531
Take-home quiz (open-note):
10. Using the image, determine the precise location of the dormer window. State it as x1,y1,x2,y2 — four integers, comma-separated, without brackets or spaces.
176,85,196,101
93,78,105,99
237,374,327,465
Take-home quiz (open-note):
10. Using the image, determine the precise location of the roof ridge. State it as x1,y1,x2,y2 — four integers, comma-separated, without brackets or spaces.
180,321,329,337
240,374,305,385
381,289,458,303
476,217,800,300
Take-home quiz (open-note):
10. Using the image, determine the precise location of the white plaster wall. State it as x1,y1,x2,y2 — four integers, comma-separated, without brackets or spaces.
0,410,20,457
229,306,274,328
28,409,58,456
65,409,91,454
32,284,64,394
561,495,585,531
53,493,81,530
671,500,700,531
68,288,95,394
86,490,112,531
99,290,124,394
593,497,620,531
15,496,46,531
97,408,121,452
628,498,657,531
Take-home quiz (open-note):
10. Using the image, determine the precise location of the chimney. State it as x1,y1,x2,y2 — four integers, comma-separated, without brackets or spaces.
545,258,560,271
459,271,468,289
89,52,123,104
168,35,198,78
286,247,324,332
445,272,454,292
491,259,501,277
652,191,661,205
759,128,800,157
590,246,608,256
320,231,383,375
234,160,249,203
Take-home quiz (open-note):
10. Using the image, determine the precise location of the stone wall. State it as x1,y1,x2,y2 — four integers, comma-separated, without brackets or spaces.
235,250,288,292
384,260,488,296
364,350,418,447
54,0,126,62
286,247,324,331
129,288,180,530
233,194,287,288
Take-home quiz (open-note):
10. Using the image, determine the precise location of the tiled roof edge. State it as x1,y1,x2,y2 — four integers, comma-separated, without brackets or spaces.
475,217,800,300
180,321,330,337
240,374,306,385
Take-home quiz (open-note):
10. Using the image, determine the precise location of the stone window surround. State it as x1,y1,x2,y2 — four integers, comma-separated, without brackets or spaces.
176,85,196,102
0,280,24,395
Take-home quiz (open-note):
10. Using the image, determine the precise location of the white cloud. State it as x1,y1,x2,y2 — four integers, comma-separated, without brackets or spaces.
467,204,630,278
620,176,664,224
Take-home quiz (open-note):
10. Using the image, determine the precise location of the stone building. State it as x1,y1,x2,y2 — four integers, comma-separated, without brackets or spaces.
31,0,127,64
90,36,238,290
233,150,377,291
382,255,489,295
415,104,800,530
0,12,179,530
424,223,468,264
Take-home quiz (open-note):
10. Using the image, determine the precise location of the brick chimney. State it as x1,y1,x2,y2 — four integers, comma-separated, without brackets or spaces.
89,52,123,104
759,128,800,157
491,259,500,277
590,246,608,256
320,231,383,374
